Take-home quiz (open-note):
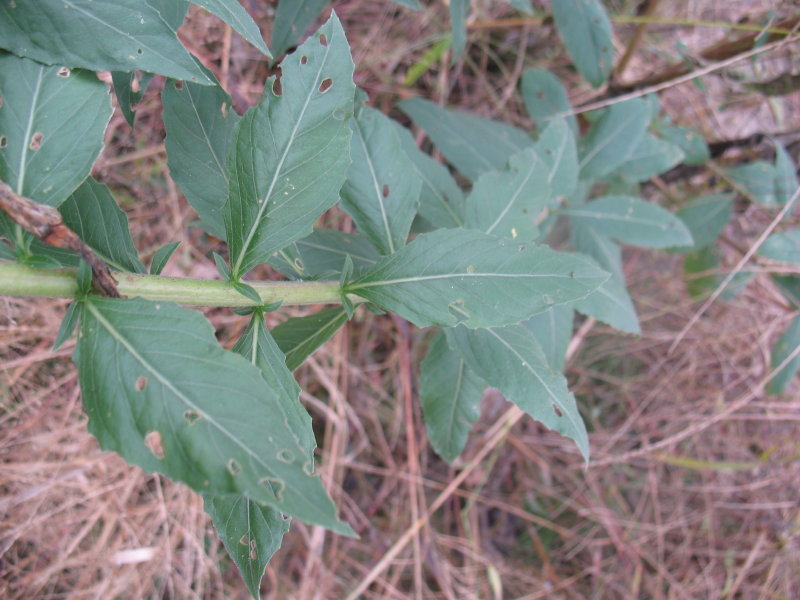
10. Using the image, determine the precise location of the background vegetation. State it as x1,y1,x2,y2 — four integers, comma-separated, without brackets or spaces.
2,1,799,598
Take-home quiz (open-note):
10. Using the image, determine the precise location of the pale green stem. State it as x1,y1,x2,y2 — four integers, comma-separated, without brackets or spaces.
0,262,356,307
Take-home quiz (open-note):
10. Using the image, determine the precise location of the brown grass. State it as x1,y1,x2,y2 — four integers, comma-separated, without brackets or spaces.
2,1,800,599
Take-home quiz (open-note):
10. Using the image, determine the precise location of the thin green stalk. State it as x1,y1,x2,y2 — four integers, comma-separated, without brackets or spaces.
0,262,353,307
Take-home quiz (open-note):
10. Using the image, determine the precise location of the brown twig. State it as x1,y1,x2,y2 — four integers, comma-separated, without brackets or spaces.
0,180,120,297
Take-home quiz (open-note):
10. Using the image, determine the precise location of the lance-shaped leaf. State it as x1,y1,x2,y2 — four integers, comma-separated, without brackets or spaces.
271,0,329,59
0,54,112,206
340,105,421,255
464,147,550,241
447,325,590,461
272,306,350,371
578,99,650,181
523,305,574,371
420,332,485,464
521,68,577,135
564,196,693,248
163,80,240,239
268,229,380,280
233,314,315,455
76,297,353,536
552,0,613,88
532,118,579,200
672,194,733,252
652,119,709,166
0,0,211,85
391,120,465,229
112,71,156,127
345,229,608,329
399,98,532,181
59,178,146,273
204,494,289,600
192,0,271,57
225,14,355,279
570,220,640,334
767,314,800,395
449,0,470,60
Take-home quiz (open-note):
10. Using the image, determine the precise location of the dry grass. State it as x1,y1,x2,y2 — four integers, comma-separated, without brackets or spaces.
2,1,800,599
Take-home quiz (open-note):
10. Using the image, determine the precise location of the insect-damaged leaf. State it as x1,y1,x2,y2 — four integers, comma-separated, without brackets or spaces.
204,494,289,600
0,54,112,207
346,228,608,329
163,79,240,239
271,0,329,60
420,332,485,464
552,0,613,88
0,0,211,85
340,105,421,255
75,297,353,536
225,14,355,279
447,324,590,461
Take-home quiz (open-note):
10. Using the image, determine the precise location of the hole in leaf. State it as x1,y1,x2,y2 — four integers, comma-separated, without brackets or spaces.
260,477,286,502
0,136,7,149
318,78,332,93
174,80,183,90
536,91,545,99
183,409,202,425
448,299,469,322
57,66,70,78
319,33,328,46
239,534,249,546
466,265,475,273
28,132,43,151
381,184,390,198
272,76,283,97
302,460,314,476
135,376,147,391
332,108,346,120
137,48,143,55
293,257,305,272
276,449,295,464
220,102,228,117
249,548,257,560
145,431,164,459
569,271,575,278
552,404,563,418
227,459,241,475
250,540,257,549
300,55,308,65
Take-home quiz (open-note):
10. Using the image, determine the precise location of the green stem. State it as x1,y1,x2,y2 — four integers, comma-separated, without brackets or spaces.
0,262,353,307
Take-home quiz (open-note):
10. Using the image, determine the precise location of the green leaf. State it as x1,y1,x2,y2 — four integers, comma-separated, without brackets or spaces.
0,54,113,206
76,297,353,535
672,194,733,252
163,79,240,239
0,0,212,85
420,332,485,463
564,195,693,248
570,221,640,333
399,98,533,181
392,120,465,229
578,99,651,181
271,0,329,59
683,246,752,302
449,0,470,61
390,0,422,9
272,307,350,371
76,259,92,295
225,14,356,279
191,0,271,58
612,134,685,182
532,118,579,200
774,141,799,205
773,275,800,309
552,0,613,88
510,0,534,15
149,242,181,275
213,252,231,280
268,229,380,280
652,120,709,165
346,228,609,329
464,147,550,241
59,178,146,273
232,314,315,456
447,325,590,461
204,494,289,600
767,314,800,395
234,281,263,305
111,71,155,127
522,305,573,371
340,106,421,255
729,161,780,206
521,68,577,135
759,230,800,265
53,301,80,350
